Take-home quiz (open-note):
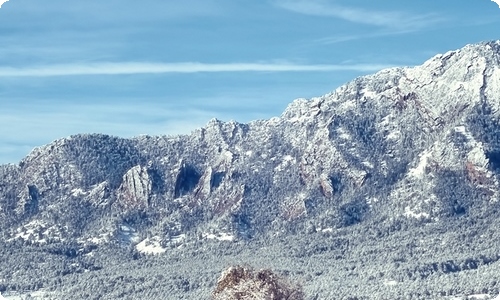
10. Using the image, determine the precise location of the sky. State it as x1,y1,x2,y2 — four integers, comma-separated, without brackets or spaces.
0,0,499,164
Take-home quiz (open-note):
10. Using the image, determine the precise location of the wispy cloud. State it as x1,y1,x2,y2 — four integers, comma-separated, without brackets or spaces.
315,28,415,45
0,61,394,77
275,0,443,30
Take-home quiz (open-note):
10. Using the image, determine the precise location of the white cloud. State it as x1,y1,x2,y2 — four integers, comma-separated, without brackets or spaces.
492,0,500,8
0,61,394,77
275,0,443,30
0,0,9,8
315,28,416,45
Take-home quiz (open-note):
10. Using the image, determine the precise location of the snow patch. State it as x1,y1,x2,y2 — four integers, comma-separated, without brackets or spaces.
361,161,373,168
366,197,378,206
85,232,112,245
455,126,474,142
136,236,167,255
383,279,398,286
203,232,234,241
339,99,357,111
223,150,233,161
287,115,309,123
1,290,50,300
274,155,296,173
404,206,430,219
467,145,489,169
337,128,350,140
408,150,432,178
464,294,494,300
118,224,140,245
9,220,65,244
361,88,378,99
71,188,86,197
386,130,400,140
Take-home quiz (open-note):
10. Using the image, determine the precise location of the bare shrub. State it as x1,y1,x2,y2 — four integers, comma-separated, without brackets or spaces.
212,265,305,300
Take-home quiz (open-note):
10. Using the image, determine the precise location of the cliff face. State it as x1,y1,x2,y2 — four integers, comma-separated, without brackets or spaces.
1,41,500,249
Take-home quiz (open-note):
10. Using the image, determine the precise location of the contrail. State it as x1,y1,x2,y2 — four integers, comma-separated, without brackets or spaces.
0,62,394,77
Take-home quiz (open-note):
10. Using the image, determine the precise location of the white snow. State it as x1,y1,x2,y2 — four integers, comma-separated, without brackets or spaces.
274,155,296,173
361,88,377,99
403,206,430,219
86,232,111,245
366,197,379,206
467,145,489,169
136,236,167,254
379,115,391,126
382,279,398,286
339,99,357,111
118,224,140,244
454,125,466,134
492,293,500,300
71,188,86,197
223,150,233,160
204,232,234,241
1,290,49,299
386,130,400,140
465,294,493,300
361,161,374,168
408,150,432,178
9,220,65,244
455,126,474,142
337,128,350,140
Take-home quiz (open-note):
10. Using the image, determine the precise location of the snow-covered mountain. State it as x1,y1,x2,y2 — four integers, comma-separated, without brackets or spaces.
3,41,500,242
1,41,500,299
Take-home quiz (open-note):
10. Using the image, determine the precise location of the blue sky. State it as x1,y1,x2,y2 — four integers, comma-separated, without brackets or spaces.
0,0,499,164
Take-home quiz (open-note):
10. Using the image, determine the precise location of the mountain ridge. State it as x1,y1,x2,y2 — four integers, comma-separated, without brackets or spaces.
2,40,500,235
1,40,500,299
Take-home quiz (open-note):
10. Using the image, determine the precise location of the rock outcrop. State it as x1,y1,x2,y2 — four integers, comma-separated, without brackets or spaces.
212,266,304,300
117,165,152,210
